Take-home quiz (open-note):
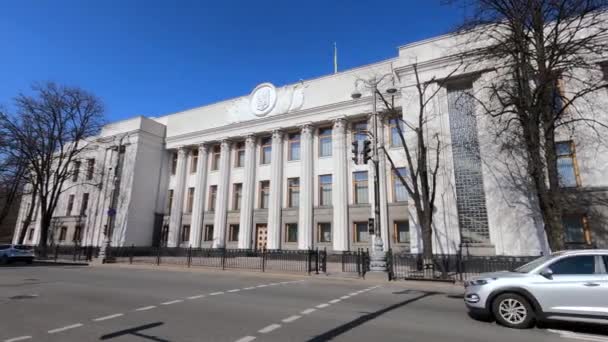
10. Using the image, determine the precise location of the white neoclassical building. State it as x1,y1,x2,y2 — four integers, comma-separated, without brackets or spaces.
12,31,608,256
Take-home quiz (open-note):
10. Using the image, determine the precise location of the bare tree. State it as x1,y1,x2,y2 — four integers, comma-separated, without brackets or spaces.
379,64,460,260
0,83,105,252
452,0,608,250
0,150,27,241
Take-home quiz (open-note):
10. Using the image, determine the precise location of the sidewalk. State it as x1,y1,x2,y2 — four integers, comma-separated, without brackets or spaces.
95,262,464,295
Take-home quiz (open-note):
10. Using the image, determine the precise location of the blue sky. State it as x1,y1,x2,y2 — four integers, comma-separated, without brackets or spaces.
0,1,465,122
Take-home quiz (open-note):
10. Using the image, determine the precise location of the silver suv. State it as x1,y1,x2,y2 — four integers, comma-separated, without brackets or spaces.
0,244,35,264
464,249,608,329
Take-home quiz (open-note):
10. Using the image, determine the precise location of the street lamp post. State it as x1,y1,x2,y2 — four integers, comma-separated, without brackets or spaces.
352,75,397,273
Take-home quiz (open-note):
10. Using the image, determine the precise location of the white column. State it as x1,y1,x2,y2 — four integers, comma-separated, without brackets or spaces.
332,118,349,251
298,124,314,250
168,146,187,247
378,116,390,251
238,135,257,249
267,129,283,250
189,144,209,247
212,140,232,248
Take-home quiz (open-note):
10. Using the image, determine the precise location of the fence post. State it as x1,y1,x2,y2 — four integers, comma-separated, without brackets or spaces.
315,247,319,275
221,248,226,270
341,251,345,272
129,244,134,264
457,249,463,282
323,247,327,273
306,250,312,275
262,248,266,272
54,245,59,262
156,246,161,266
187,246,192,267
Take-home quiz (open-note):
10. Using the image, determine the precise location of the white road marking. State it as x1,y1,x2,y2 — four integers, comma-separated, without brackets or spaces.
228,289,241,293
329,299,341,304
243,287,255,290
301,308,316,315
135,305,156,311
257,284,267,288
187,294,205,299
549,329,608,342
93,313,124,322
4,336,32,342
161,299,183,305
235,336,257,342
349,292,358,296
48,323,83,334
268,283,278,286
282,315,302,323
316,303,330,308
210,292,224,296
258,324,281,333
340,295,350,299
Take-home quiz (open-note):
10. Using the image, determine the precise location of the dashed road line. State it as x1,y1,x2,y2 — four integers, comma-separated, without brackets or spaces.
316,303,330,308
187,294,205,299
349,292,358,296
228,289,241,293
340,295,350,299
92,313,124,322
301,308,316,315
258,324,281,334
48,323,83,334
243,287,255,290
282,315,301,323
210,291,224,296
161,299,183,305
4,336,32,342
135,305,156,311
234,336,257,342
329,299,341,304
256,284,267,288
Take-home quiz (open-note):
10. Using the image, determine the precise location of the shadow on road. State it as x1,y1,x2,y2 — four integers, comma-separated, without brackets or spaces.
539,320,608,336
307,290,437,342
100,322,169,341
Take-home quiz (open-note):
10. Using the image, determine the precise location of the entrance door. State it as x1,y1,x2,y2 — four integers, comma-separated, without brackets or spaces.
256,224,268,250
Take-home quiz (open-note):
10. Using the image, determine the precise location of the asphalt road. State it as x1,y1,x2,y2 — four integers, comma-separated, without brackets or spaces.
1,264,607,342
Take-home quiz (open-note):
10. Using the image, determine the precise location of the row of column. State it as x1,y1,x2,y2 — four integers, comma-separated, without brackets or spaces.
167,117,387,251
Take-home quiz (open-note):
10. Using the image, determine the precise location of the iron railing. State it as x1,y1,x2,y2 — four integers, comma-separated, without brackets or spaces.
35,245,99,262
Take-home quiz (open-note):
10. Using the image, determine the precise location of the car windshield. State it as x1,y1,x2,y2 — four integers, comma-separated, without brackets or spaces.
13,245,33,250
513,255,555,273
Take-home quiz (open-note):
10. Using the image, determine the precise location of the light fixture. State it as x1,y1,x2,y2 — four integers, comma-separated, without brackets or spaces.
351,91,362,99
386,87,397,94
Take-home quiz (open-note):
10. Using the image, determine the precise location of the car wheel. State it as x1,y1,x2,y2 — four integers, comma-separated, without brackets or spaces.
0,255,9,265
492,293,535,329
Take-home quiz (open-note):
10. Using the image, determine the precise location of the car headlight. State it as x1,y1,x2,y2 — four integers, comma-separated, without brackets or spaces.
469,279,491,286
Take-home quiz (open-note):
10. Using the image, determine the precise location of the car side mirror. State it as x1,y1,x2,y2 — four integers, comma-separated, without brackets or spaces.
540,268,553,279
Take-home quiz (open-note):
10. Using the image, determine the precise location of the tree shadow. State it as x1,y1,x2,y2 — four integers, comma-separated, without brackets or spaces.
307,291,437,342
100,322,170,341
538,320,608,337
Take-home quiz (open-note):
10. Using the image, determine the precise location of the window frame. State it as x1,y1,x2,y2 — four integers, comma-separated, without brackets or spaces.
72,161,81,182
235,142,245,168
259,181,270,209
80,193,89,216
562,213,592,245
318,222,332,243
394,220,409,243
555,140,581,188
208,185,218,211
285,223,298,243
288,133,301,161
233,183,242,210
352,121,368,143
86,159,95,180
171,153,178,175
318,174,332,207
318,127,333,157
186,187,195,213
353,171,369,204
388,118,404,148
181,224,191,242
354,222,369,243
28,229,35,241
190,149,198,174
392,167,408,203
73,226,82,243
260,137,272,165
287,177,300,208
204,225,214,241
229,224,240,242
58,226,68,241
211,145,221,171
66,194,75,216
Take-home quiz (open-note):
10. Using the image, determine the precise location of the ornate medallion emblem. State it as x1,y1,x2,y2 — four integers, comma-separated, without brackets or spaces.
250,83,277,117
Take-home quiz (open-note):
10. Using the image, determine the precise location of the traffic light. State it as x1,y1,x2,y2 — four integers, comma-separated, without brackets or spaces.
362,140,372,164
351,140,359,164
368,218,374,234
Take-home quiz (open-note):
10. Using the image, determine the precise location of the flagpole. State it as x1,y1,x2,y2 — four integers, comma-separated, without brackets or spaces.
333,42,338,74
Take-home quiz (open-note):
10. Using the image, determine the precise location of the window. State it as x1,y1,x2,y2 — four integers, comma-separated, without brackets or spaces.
354,222,369,243
204,225,214,241
171,152,178,175
28,229,34,241
190,149,198,173
66,194,75,216
86,159,95,180
318,223,331,243
261,137,272,164
353,171,369,204
73,226,82,243
285,223,298,243
167,190,174,214
260,181,270,209
319,175,332,206
389,118,404,147
211,145,221,171
58,226,67,241
235,142,245,167
72,161,81,182
229,224,239,242
556,141,580,187
288,133,300,161
550,255,595,275
161,225,169,246
181,225,190,242
186,187,195,213
233,183,242,210
80,193,89,216
318,127,332,157
208,185,218,211
394,221,409,243
353,121,368,143
288,178,300,208
562,214,592,245
392,168,408,202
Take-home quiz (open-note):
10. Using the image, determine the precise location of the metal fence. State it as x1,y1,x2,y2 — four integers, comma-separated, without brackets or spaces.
35,245,99,262
107,246,326,275
389,252,539,282
325,249,369,277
